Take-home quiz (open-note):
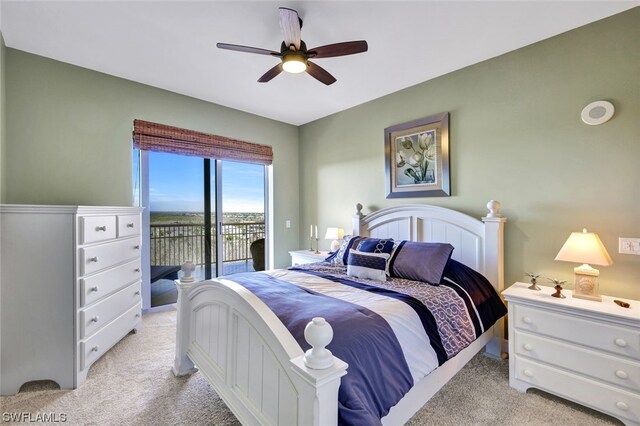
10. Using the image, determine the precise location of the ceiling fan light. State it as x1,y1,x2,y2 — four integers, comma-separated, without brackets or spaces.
282,54,307,74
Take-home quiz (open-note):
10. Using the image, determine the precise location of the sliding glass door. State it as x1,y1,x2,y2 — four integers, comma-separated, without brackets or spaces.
136,150,267,309
147,152,213,307
220,161,266,275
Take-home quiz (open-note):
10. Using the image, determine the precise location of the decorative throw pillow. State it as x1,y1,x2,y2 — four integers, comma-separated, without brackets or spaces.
326,235,367,265
347,250,389,281
356,238,395,255
388,241,454,285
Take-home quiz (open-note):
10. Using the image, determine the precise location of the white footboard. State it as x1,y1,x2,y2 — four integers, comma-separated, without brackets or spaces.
173,278,348,426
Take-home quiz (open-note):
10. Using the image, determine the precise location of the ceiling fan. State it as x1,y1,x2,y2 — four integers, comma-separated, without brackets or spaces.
216,7,368,85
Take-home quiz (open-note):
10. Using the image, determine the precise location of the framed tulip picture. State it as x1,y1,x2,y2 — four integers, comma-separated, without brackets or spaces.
384,112,450,198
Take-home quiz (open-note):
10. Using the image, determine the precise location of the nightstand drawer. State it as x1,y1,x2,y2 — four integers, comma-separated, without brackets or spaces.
514,304,640,359
514,356,640,423
515,330,640,392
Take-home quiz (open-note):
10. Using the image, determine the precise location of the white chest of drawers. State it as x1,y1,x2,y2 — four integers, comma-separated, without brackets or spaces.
0,205,143,395
503,283,640,426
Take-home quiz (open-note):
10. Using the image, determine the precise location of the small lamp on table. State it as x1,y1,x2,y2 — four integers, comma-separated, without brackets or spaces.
554,228,613,302
325,227,345,253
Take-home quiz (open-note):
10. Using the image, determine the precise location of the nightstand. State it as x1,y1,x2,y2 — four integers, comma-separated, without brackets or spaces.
502,283,640,426
289,250,329,266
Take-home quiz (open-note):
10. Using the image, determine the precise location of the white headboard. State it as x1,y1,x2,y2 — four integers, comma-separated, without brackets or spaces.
352,201,507,292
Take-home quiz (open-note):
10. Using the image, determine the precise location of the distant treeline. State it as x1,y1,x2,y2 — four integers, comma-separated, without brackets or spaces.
151,212,265,225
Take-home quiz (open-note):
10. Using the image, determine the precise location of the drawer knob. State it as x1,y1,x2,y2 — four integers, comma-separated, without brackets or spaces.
96,226,107,232
134,245,140,250
615,370,629,379
616,401,629,411
91,316,99,323
523,369,533,377
523,343,533,351
127,223,135,228
89,256,99,263
522,316,533,324
134,291,141,296
614,338,628,347
135,313,141,318
134,268,141,273
90,286,99,292
92,345,99,352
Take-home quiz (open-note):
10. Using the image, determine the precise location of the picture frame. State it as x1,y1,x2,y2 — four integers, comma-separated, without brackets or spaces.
384,112,450,198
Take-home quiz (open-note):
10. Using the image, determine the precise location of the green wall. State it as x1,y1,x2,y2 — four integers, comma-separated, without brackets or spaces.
4,49,300,268
299,9,640,299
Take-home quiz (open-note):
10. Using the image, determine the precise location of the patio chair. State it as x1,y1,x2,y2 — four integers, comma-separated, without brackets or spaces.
250,238,265,271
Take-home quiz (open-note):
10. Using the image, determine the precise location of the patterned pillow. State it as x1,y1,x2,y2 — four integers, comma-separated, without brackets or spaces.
356,238,395,255
347,250,389,281
326,235,367,265
388,241,454,285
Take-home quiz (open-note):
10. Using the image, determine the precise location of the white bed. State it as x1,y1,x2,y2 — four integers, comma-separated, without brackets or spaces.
173,201,506,425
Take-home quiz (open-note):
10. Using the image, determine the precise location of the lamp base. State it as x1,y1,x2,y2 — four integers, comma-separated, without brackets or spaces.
572,264,602,302
330,240,341,252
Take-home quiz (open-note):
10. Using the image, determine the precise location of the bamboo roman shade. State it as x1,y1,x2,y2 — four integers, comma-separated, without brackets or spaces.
133,120,273,165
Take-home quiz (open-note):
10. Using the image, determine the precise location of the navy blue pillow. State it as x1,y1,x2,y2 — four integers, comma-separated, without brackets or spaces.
388,241,454,285
357,238,395,255
347,250,389,281
326,236,367,265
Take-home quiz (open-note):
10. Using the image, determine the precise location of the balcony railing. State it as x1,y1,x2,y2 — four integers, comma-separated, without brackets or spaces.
150,222,265,267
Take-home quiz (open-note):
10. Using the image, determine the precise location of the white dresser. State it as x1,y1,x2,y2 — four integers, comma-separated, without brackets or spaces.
0,205,143,395
503,283,640,426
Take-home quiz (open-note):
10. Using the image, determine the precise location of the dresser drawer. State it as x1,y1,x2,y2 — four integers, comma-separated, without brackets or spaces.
80,259,141,307
81,302,141,370
514,356,640,423
80,238,141,276
515,330,640,392
80,216,117,244
514,304,640,359
117,214,140,238
80,281,141,339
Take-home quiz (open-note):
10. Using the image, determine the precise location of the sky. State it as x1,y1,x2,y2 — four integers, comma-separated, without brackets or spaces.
145,151,265,213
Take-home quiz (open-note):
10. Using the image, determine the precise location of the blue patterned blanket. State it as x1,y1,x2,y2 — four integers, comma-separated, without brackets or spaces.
228,260,506,425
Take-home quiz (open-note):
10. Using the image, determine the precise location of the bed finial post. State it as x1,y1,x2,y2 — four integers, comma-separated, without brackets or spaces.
482,200,507,359
352,203,364,235
290,317,348,426
172,271,198,377
486,200,502,218
303,317,335,369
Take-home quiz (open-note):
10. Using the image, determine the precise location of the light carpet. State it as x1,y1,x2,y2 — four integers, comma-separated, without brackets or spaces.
1,309,621,425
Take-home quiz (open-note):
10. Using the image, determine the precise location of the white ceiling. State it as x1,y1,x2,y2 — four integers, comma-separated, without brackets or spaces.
1,1,637,125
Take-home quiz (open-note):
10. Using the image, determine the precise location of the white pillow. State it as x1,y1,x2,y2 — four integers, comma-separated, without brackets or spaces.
346,250,389,282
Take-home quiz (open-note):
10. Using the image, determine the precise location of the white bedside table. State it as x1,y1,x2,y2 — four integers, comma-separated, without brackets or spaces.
289,250,329,266
502,283,640,426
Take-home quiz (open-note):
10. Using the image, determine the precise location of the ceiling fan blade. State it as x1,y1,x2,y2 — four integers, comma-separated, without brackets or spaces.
306,61,336,86
308,40,368,59
216,43,280,57
279,7,301,50
258,63,283,83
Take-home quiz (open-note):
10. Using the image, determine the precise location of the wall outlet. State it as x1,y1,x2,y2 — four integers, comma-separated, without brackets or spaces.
619,237,640,255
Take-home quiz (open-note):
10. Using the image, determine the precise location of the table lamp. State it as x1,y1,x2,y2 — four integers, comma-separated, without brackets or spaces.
325,227,345,252
554,228,613,302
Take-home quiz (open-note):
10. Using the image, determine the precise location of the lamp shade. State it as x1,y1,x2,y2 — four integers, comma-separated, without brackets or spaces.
324,228,345,240
555,228,613,266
